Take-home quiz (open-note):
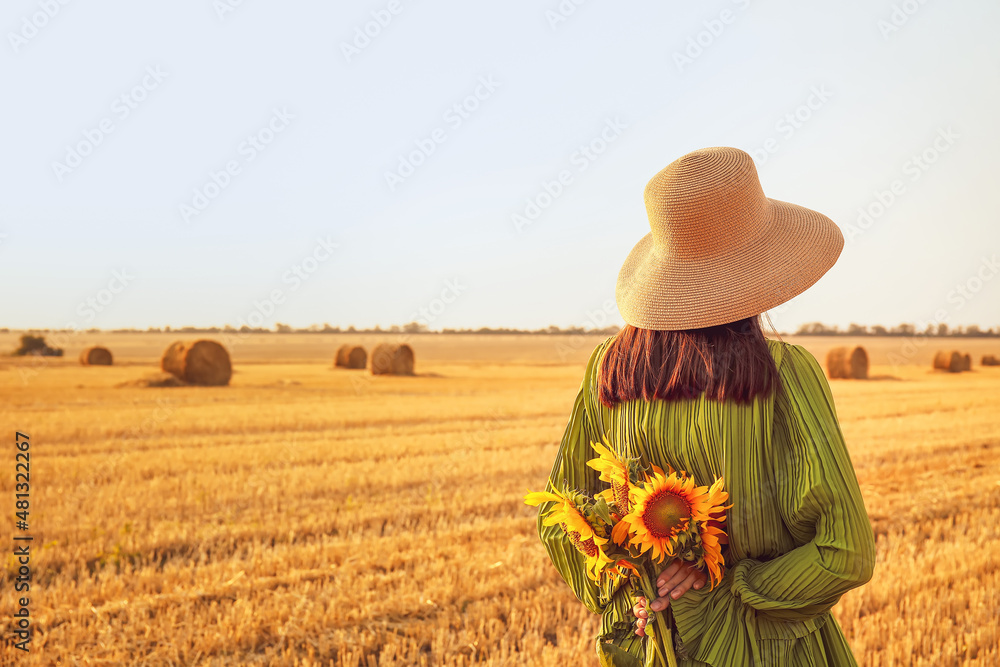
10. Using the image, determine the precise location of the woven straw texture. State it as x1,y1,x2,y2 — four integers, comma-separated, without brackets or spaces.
616,147,844,330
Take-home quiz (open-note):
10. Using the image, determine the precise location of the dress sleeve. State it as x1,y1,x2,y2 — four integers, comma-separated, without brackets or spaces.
535,341,641,653
728,343,876,621
536,341,617,615
668,343,877,665
536,379,605,613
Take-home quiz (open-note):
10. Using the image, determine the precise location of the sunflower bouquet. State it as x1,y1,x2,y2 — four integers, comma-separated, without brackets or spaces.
525,438,732,667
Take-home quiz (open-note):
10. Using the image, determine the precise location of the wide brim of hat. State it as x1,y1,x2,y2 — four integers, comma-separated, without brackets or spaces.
615,198,844,331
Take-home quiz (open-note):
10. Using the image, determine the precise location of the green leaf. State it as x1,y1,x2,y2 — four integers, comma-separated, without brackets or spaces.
597,641,644,667
594,496,615,525
629,460,652,485
613,553,643,568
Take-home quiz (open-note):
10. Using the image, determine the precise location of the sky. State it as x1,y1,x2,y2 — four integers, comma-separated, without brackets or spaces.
1,0,998,333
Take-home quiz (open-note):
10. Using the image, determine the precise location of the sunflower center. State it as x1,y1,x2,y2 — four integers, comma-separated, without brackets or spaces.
612,481,631,514
577,537,598,557
562,526,599,557
642,491,691,539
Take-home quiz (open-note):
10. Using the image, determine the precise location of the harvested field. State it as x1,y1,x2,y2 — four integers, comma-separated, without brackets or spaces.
0,333,998,665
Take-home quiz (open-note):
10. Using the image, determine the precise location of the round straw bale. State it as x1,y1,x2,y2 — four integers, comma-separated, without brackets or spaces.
370,343,414,375
161,340,232,386
844,346,868,379
826,347,847,379
826,346,868,379
961,353,972,371
982,355,999,367
335,344,367,369
932,350,963,373
79,346,113,366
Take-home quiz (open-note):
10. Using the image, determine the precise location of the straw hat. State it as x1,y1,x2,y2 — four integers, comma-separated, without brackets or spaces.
615,147,844,330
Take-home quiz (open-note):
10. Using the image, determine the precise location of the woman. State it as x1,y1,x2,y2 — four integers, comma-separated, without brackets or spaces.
535,147,877,666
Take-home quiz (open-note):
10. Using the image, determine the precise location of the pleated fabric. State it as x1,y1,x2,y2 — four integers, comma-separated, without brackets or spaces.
536,337,876,667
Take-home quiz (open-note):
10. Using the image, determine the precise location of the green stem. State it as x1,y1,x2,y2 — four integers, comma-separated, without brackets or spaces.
638,569,678,667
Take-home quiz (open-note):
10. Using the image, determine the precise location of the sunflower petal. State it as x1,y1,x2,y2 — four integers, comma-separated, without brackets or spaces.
523,490,564,506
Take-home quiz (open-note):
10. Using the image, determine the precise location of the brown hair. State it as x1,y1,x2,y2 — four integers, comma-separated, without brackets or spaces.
597,315,778,408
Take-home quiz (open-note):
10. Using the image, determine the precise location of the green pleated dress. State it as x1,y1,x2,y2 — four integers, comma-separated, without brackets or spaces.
536,337,877,667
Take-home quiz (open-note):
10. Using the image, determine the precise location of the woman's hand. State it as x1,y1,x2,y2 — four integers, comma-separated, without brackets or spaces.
631,560,708,637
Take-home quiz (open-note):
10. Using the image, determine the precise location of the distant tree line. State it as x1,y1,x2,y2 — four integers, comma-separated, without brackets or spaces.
1,323,623,336
794,322,1000,337
5,322,997,337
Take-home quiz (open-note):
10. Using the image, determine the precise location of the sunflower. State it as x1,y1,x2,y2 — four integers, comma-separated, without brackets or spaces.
524,489,614,581
587,439,633,514
618,469,714,563
607,558,640,583
698,477,733,589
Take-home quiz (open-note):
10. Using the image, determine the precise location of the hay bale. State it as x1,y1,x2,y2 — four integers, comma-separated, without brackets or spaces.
932,350,963,373
982,355,1000,367
826,346,868,379
961,353,972,371
79,346,113,366
334,344,367,369
826,347,847,379
370,343,414,376
161,340,232,386
847,347,869,379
